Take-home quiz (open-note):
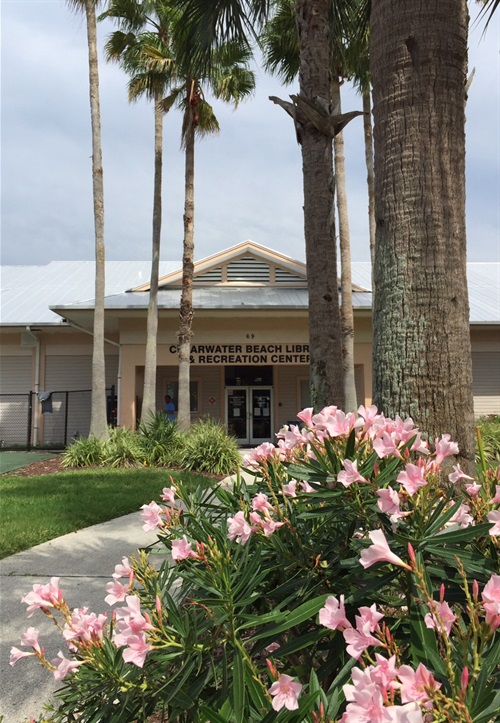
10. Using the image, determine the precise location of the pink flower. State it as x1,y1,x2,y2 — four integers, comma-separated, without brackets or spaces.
300,480,315,493
283,481,297,497
464,482,481,497
373,433,403,460
376,488,409,524
385,703,424,723
10,647,35,666
63,608,107,650
371,654,399,691
112,556,132,580
343,623,380,659
338,459,368,487
297,407,314,427
243,442,280,466
356,604,384,631
160,486,177,504
360,530,411,570
259,517,284,537
227,511,257,545
105,579,129,606
21,577,64,617
434,434,459,466
113,595,153,647
140,501,164,531
20,627,42,654
342,667,388,722
482,574,500,631
268,673,302,711
490,485,500,504
424,600,457,636
447,503,474,529
51,651,85,681
122,633,152,668
171,535,198,562
448,464,474,484
397,463,428,496
487,510,500,536
319,595,352,631
251,493,274,513
398,663,441,707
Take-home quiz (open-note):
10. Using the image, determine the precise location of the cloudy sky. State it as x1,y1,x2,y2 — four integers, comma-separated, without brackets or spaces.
1,1,499,267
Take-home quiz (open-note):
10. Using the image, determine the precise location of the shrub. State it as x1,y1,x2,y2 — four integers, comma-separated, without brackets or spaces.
138,411,181,467
102,427,143,468
16,406,500,722
178,417,241,475
61,436,104,468
477,416,500,466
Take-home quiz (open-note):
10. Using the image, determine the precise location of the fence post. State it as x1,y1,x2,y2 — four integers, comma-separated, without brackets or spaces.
27,392,33,451
64,391,69,448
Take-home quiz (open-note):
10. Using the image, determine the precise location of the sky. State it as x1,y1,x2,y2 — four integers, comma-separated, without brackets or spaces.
1,1,499,267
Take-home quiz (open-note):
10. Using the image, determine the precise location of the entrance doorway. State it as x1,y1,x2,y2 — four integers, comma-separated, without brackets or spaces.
226,387,273,445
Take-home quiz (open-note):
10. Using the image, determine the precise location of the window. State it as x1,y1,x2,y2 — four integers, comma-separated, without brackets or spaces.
299,378,310,410
165,381,199,413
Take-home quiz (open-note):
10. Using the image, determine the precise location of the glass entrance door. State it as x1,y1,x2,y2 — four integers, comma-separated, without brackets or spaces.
226,387,273,445
250,388,272,444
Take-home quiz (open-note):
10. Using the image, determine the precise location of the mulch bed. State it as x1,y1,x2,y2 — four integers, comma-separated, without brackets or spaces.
7,456,64,477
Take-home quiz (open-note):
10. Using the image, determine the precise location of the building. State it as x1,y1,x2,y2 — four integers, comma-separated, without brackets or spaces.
1,241,499,447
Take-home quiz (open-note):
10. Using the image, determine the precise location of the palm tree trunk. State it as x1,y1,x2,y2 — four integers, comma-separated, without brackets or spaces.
85,0,108,441
362,91,376,275
296,0,344,411
141,94,163,423
177,106,195,431
332,78,357,412
371,0,475,471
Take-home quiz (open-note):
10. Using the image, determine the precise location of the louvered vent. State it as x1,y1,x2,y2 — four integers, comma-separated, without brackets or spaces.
227,256,270,283
193,267,223,284
275,268,305,284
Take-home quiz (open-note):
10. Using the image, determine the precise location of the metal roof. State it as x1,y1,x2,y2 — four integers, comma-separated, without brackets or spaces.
0,260,178,325
1,259,498,325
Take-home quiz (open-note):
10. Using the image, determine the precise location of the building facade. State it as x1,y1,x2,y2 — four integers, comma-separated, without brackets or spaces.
1,241,499,447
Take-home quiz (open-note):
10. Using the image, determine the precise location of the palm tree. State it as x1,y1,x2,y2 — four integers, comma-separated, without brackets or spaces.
262,0,370,410
68,0,108,440
175,43,255,429
370,0,475,470
102,1,177,424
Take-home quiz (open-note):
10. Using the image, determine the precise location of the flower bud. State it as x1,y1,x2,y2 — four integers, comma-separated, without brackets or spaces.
461,667,469,691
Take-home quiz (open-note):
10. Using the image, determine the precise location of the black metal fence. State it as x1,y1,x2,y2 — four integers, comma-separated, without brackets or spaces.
0,387,117,450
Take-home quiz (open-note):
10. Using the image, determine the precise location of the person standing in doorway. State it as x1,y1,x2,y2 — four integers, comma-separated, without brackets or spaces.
164,394,176,422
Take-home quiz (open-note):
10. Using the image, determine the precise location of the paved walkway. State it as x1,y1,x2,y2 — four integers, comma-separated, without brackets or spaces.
0,467,254,723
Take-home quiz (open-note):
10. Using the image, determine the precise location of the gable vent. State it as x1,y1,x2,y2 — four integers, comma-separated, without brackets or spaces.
275,268,305,284
227,256,270,283
193,267,223,284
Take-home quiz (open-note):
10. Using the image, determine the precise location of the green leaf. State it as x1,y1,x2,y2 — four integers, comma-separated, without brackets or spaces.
421,522,493,546
199,705,231,723
472,689,500,723
249,595,329,642
232,648,245,723
344,428,356,460
409,601,447,677
471,637,500,716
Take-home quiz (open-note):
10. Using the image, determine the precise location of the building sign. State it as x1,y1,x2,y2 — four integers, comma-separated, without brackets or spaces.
168,343,309,365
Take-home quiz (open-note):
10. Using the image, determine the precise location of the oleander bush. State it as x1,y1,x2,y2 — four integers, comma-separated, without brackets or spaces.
19,406,500,722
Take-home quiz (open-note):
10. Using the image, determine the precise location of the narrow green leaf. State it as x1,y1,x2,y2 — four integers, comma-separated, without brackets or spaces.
249,595,329,641
232,648,245,723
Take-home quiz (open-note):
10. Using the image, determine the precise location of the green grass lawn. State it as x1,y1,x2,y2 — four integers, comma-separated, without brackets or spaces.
0,467,215,559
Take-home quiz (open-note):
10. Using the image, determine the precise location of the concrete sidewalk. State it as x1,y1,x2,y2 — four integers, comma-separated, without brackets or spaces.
0,467,254,723
0,513,160,723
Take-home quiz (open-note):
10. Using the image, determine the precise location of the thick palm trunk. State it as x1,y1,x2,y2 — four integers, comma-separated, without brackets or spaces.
332,78,357,412
296,0,344,411
177,110,195,431
85,0,108,441
371,0,475,470
362,91,376,274
141,96,163,423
